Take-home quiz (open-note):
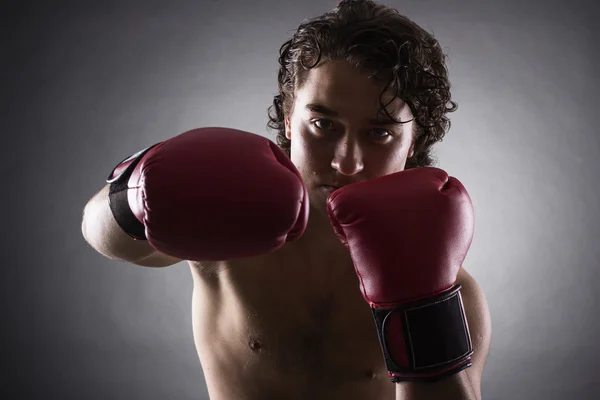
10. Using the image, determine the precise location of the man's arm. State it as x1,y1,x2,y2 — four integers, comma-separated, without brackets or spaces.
395,267,492,400
82,184,183,267
83,127,309,265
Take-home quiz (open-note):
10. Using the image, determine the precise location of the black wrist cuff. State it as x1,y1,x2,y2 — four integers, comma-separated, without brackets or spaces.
372,284,473,382
106,144,159,240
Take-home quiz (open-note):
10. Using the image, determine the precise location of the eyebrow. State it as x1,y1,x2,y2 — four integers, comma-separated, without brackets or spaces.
305,103,403,126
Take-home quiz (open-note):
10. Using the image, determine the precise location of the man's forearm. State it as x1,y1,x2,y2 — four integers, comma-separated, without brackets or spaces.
394,370,479,400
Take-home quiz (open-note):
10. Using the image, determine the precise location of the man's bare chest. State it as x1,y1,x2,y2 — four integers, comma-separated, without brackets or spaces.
191,245,384,370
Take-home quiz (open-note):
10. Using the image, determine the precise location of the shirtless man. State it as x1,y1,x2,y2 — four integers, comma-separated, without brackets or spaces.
81,1,492,399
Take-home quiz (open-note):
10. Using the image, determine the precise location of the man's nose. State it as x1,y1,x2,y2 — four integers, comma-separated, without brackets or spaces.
330,135,364,176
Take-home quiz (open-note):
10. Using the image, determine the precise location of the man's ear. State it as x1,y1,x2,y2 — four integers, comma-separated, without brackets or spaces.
406,117,416,159
285,117,292,140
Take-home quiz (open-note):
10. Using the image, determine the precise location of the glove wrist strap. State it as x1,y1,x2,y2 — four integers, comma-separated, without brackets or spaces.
371,284,473,382
106,144,159,240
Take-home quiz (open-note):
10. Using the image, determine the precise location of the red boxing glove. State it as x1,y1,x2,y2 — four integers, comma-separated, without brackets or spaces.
107,127,308,261
327,167,474,382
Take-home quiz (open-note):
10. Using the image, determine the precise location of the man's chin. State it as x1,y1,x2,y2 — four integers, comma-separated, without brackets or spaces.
308,191,330,218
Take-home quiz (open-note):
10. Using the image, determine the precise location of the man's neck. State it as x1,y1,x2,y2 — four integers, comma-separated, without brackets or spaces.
295,205,348,254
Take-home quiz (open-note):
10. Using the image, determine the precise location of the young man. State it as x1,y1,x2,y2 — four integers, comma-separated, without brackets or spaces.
81,1,492,399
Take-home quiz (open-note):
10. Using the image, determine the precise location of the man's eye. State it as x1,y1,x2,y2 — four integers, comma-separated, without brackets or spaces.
312,119,335,131
368,129,391,139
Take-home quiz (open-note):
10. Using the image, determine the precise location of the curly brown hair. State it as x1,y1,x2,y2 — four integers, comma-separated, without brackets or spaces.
267,0,457,168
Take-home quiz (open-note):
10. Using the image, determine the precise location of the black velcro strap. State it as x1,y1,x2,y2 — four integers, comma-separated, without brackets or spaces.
108,188,147,240
106,143,160,240
372,285,473,382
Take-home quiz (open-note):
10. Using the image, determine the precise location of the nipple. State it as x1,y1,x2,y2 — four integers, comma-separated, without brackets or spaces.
248,337,263,351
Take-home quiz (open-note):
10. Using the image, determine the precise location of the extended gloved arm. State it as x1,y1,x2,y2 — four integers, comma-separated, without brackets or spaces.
106,127,309,262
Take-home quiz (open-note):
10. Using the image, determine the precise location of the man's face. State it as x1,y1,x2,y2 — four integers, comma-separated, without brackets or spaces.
285,60,415,216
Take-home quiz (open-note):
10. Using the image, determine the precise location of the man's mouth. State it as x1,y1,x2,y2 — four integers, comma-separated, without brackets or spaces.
320,185,342,195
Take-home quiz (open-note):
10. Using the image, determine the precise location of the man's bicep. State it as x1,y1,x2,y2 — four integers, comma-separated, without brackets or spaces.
457,266,492,397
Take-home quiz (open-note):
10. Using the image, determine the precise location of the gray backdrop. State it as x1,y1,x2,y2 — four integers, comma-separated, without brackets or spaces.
3,0,599,399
